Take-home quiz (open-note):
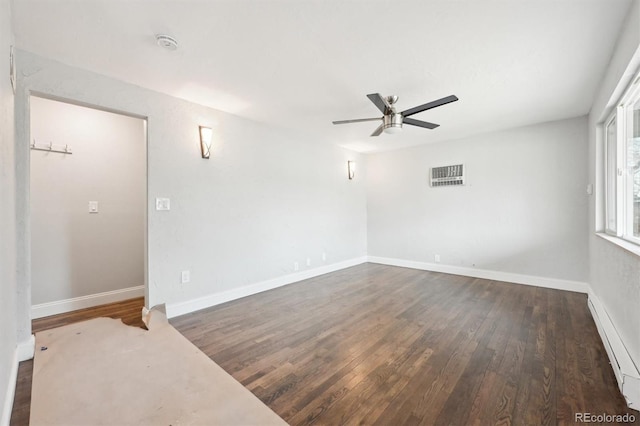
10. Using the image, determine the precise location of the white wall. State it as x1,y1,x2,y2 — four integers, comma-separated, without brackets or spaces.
589,0,640,368
14,50,368,344
0,0,17,422
367,116,589,283
30,97,145,305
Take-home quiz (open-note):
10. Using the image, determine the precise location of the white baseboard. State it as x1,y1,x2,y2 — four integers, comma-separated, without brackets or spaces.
1,350,18,426
588,290,640,410
367,256,588,293
17,335,34,362
2,336,37,425
31,285,145,319
166,256,368,318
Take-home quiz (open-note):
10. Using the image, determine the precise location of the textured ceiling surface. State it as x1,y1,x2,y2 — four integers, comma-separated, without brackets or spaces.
13,0,632,152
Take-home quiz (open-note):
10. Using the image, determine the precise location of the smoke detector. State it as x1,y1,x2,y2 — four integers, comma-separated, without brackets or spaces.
155,34,178,51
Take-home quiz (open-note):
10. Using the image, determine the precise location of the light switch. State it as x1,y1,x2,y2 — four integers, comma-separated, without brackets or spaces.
156,198,170,211
89,201,98,213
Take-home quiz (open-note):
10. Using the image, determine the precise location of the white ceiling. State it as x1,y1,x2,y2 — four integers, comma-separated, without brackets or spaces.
12,0,632,152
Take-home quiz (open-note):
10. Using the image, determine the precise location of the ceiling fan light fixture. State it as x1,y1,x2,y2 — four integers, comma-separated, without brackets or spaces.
383,113,403,134
384,125,403,134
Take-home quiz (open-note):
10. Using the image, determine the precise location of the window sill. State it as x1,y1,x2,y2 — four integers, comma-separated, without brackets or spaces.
596,233,640,257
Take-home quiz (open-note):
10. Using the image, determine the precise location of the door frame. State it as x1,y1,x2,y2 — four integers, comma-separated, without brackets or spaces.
16,90,149,340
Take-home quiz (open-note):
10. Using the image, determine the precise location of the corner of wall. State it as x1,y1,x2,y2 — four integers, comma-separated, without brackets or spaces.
587,0,640,379
0,349,18,426
0,0,19,423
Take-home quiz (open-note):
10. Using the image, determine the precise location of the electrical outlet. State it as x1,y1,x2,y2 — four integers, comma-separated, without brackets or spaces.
294,262,299,271
306,258,311,267
434,254,441,263
322,252,327,262
181,270,190,284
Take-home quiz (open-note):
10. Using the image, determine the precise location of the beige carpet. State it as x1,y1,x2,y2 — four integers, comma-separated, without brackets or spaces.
30,309,287,426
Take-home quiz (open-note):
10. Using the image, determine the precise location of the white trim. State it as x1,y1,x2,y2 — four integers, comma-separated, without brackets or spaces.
588,290,640,409
166,257,368,318
17,335,35,362
366,256,588,293
0,350,18,426
604,110,622,235
596,232,640,257
31,285,145,319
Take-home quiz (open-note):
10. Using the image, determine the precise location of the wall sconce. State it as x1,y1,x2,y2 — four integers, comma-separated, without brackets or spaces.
347,161,356,180
199,126,212,159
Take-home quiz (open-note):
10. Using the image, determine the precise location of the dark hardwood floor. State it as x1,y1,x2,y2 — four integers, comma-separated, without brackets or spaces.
171,264,638,425
10,264,638,425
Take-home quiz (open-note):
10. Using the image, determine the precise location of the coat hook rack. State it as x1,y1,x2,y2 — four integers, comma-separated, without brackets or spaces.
30,139,73,155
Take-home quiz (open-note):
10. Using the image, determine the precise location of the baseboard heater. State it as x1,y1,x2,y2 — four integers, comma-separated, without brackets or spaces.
588,294,640,410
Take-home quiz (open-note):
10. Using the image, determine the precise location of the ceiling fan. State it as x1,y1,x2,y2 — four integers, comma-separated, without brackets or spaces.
332,93,458,136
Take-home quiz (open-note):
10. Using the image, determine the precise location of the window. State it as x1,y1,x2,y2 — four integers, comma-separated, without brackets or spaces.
605,70,640,245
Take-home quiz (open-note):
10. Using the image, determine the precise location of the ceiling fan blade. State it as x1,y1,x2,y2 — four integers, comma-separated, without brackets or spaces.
367,93,392,114
403,117,440,129
401,95,458,118
332,117,382,125
370,123,384,137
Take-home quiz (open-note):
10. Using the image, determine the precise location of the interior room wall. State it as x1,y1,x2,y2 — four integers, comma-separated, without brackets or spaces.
30,96,145,305
589,0,640,367
14,50,368,345
366,116,589,283
0,0,17,422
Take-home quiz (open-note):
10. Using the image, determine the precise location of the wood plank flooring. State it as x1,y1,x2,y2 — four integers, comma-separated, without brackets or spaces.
170,264,638,425
10,264,638,425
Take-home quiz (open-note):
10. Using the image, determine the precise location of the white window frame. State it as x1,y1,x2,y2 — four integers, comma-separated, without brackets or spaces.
604,69,640,246
604,111,622,235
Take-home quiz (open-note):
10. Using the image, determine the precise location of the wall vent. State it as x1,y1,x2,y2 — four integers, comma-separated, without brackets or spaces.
431,164,464,187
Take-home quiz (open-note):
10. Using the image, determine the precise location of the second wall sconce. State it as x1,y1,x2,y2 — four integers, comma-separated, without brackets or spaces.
348,161,356,180
199,126,213,159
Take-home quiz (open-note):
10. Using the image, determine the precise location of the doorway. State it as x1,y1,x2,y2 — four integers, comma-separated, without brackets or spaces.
29,96,147,318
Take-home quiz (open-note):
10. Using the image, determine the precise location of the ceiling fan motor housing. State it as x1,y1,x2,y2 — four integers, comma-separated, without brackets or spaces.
383,113,403,133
